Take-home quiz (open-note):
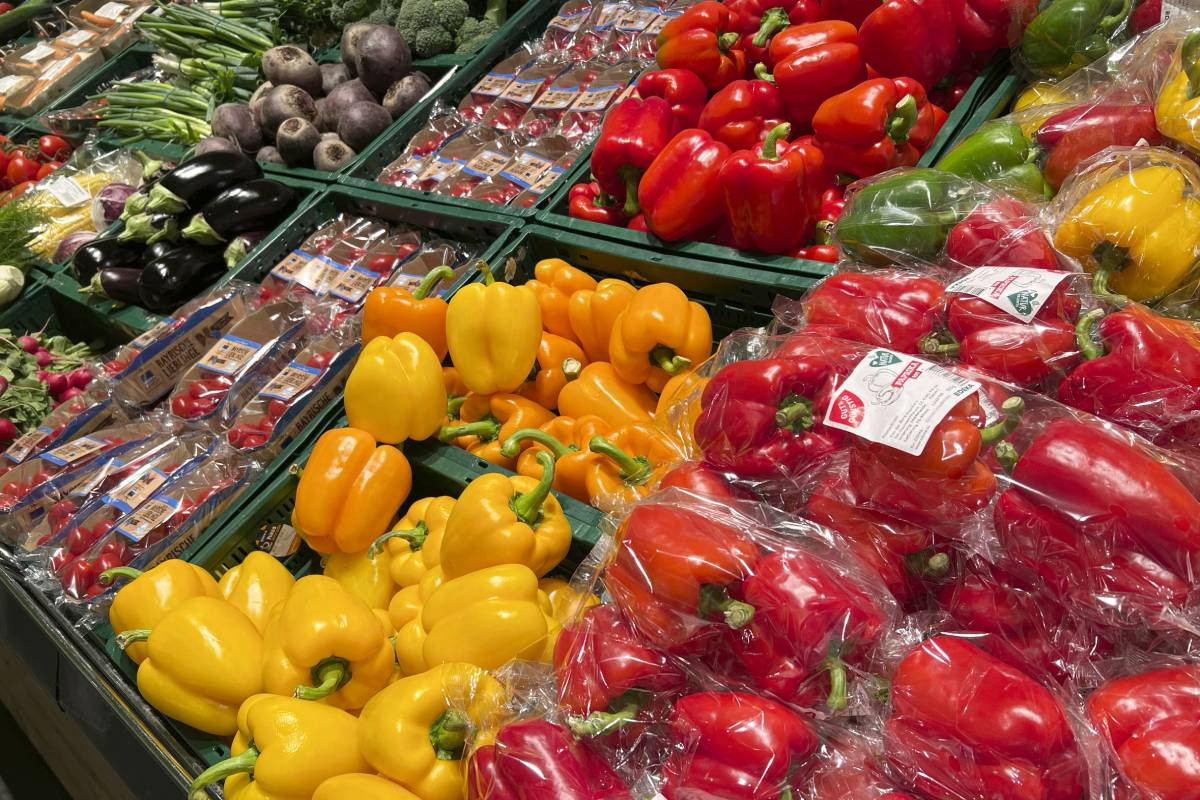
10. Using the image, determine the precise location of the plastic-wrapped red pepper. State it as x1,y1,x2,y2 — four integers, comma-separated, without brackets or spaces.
940,319,1079,386
698,79,786,151
802,270,946,354
858,0,958,90
812,78,943,179
638,130,731,242
635,69,708,130
886,635,1085,800
661,692,819,800
1035,104,1163,191
805,735,921,800
659,461,750,501
606,503,759,651
467,719,632,800
761,21,865,127
568,182,627,225
591,97,677,217
1058,304,1200,446
944,196,1060,270
955,0,1036,50
657,2,748,92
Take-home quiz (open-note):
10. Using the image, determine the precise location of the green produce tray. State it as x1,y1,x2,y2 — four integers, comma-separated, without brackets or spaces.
930,71,1024,157
41,173,326,338
340,0,576,218
0,274,132,352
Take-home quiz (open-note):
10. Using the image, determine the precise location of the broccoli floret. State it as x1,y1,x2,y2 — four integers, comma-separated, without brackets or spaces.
455,16,497,52
328,0,379,28
394,0,469,57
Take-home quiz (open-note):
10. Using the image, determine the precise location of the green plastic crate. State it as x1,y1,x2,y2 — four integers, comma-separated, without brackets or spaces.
929,71,1023,158
0,275,132,351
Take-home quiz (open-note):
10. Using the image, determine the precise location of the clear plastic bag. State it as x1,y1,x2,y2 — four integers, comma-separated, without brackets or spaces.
469,136,576,206
377,102,470,188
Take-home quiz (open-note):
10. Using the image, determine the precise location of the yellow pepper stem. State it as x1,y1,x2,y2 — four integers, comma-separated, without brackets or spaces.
1075,308,1106,361
697,584,754,629
429,709,469,760
567,706,638,737
499,429,575,460
188,744,259,800
369,521,428,560
511,451,555,525
439,419,501,443
649,345,691,375
294,657,351,701
414,266,456,300
99,566,144,587
114,629,150,650
588,436,651,486
978,397,1025,445
447,395,467,419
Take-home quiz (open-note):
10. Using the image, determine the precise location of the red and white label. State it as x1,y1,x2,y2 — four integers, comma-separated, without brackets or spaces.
944,267,1072,323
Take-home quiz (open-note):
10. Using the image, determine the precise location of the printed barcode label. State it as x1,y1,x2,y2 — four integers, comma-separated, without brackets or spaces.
198,334,261,376
41,435,105,467
500,78,543,104
462,149,512,178
5,427,51,464
116,496,179,543
94,1,128,18
328,265,381,303
617,5,658,30
104,468,168,514
500,152,554,189
129,317,174,349
256,522,299,557
570,84,622,112
259,362,322,402
943,267,1072,324
528,165,565,196
292,255,346,295
0,75,28,94
417,156,459,184
23,43,55,62
533,87,579,110
472,72,515,98
44,177,90,208
59,29,96,45
643,12,672,35
38,58,77,83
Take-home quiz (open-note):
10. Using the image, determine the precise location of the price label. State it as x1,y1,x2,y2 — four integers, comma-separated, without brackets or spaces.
104,468,169,514
471,72,515,98
5,427,51,464
617,5,658,31
23,43,56,63
258,362,322,402
94,1,129,18
462,149,512,179
38,57,78,83
130,317,175,350
594,2,627,29
44,177,90,208
570,84,622,112
116,496,180,543
533,87,579,110
0,75,29,94
500,152,554,189
416,155,460,185
59,29,97,46
500,78,544,104
527,165,565,196
256,522,299,557
943,267,1072,324
197,334,261,376
328,265,381,304
41,435,106,467
546,7,589,32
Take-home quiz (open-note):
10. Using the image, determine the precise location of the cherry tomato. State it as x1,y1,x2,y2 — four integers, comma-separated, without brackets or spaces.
37,135,70,162
48,547,72,574
65,526,93,555
48,498,79,531
0,5,15,15
29,470,56,487
6,156,38,185
306,350,335,370
35,161,60,180
105,358,131,374
266,398,289,422
61,560,93,598
0,150,11,179
171,394,200,418
367,254,403,274
2,480,25,498
91,518,115,540
88,552,125,585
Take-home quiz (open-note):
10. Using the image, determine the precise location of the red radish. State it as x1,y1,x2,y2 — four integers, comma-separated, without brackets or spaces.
0,376,8,396
35,351,53,367
0,418,15,441
46,373,68,396
17,335,38,353
35,370,48,382
68,368,92,389
58,387,84,403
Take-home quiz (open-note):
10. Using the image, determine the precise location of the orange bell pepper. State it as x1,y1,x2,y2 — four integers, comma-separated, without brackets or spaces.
361,266,454,359
586,423,681,508
292,428,413,554
439,394,555,468
609,284,713,392
500,415,612,503
656,369,709,452
568,279,637,363
535,258,598,295
526,280,577,344
518,333,588,411
558,362,657,428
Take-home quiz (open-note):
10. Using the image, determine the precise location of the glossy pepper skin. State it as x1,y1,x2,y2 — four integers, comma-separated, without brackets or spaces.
446,263,542,395
261,575,394,710
698,79,785,151
591,97,678,216
956,0,1036,50
936,122,1051,199
636,69,709,129
323,547,397,611
765,21,865,127
1054,164,1200,302
114,596,262,736
946,318,1079,386
358,663,506,800
1035,103,1163,190
858,0,958,89
609,283,713,392
314,774,421,800
442,392,556,469
585,423,681,508
720,123,825,254
504,415,611,503
345,332,446,445
803,270,945,354
568,182,627,226
526,266,593,344
944,196,1060,269
292,428,412,554
558,362,657,428
1087,665,1200,751
361,266,454,359
568,278,636,363
657,2,748,92
102,560,219,664
1157,32,1200,153
638,129,732,242
813,78,943,179
218,551,294,635
661,692,820,800
1020,0,1132,79
519,333,588,411
188,695,368,800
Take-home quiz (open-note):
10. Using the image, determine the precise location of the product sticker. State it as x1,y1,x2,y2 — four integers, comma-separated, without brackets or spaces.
41,435,106,467
570,84,622,112
472,71,516,98
533,86,579,110
824,348,981,456
256,521,300,557
527,165,565,196
944,267,1072,323
396,155,427,175
281,252,346,294
44,177,90,208
38,57,77,83
104,467,169,514
116,495,180,542
94,1,129,18
197,333,262,376
546,7,589,32
0,75,28,94
328,265,381,303
258,361,322,402
59,29,97,46
462,149,512,178
416,155,460,185
500,152,554,188
643,10,678,35
5,427,51,464
617,5,659,31
594,2,627,28
23,43,56,62
500,77,544,104
129,317,175,350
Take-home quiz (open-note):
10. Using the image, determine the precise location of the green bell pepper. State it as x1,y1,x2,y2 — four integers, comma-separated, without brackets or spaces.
834,168,975,265
936,122,1053,199
1020,0,1132,79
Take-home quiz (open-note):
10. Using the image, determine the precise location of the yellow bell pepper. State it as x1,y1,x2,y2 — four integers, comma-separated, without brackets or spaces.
314,774,421,800
393,563,558,674
1157,32,1200,153
608,283,713,392
656,368,708,452
388,565,444,633
358,662,506,800
114,596,262,736
324,548,398,610
439,451,570,579
188,694,368,800
1012,81,1070,113
261,575,394,710
539,576,599,630
371,496,456,588
102,560,219,664
345,333,447,445
218,552,295,635
1053,163,1200,301
446,262,542,395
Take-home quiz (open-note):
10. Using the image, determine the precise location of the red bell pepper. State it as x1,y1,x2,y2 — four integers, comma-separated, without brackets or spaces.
944,196,1060,270
858,0,958,90
955,0,1037,50
812,77,944,178
693,357,847,478
698,79,786,151
638,129,731,242
659,461,749,501
816,0,880,26
568,182,628,225
728,0,821,45
806,735,921,800
814,185,847,243
940,319,1080,386
1058,304,1200,446
626,214,649,232
591,97,677,216
1035,104,1164,190
467,719,633,800
1112,720,1200,800
795,244,839,262
661,692,819,800
802,270,946,354
761,21,865,127
657,2,748,92
635,69,708,130
606,503,759,651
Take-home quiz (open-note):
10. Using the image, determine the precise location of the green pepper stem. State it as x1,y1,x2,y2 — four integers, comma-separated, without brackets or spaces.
99,566,144,586
979,396,1025,445
775,394,814,431
429,709,469,760
500,429,574,460
826,654,848,711
905,550,951,579
918,335,960,357
114,629,151,649
294,657,350,701
752,6,789,46
619,166,641,217
568,706,639,737
886,95,919,143
698,584,755,629
447,395,467,419
562,357,583,381
993,441,1019,474
188,745,259,800
414,266,456,300
478,261,495,285
1091,267,1129,307
511,451,555,525
588,435,652,485
439,419,501,443
368,521,428,560
754,62,775,83
1183,31,1200,99
719,31,740,50
649,345,692,375
1075,308,1106,361
761,122,791,160
1098,0,1132,36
